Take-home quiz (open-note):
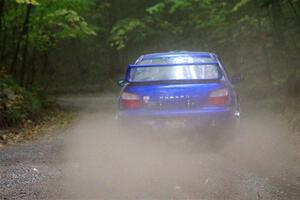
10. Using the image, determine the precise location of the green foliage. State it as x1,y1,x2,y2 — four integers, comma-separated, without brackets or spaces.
30,8,96,51
0,0,98,89
27,1,96,51
109,0,230,52
2,0,96,52
0,0,299,102
48,9,96,39
169,0,192,14
0,72,48,126
232,0,250,12
146,2,165,15
110,18,150,50
16,0,39,5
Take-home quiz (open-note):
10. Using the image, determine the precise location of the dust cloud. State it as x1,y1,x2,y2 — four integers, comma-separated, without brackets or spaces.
58,95,300,200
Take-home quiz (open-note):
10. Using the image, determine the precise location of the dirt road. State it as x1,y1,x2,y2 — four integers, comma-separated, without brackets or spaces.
1,94,299,200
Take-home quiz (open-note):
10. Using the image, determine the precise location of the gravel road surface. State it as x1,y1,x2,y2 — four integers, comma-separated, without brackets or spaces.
1,94,299,200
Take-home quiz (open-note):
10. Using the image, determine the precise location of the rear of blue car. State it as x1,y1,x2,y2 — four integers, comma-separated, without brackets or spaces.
117,52,240,131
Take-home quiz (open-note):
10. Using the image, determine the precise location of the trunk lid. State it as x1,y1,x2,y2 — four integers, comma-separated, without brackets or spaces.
125,82,224,111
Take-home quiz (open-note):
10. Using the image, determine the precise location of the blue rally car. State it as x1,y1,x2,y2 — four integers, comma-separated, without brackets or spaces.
117,51,242,131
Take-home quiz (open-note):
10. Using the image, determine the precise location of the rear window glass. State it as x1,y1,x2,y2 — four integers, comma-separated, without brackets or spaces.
139,56,215,65
129,65,219,82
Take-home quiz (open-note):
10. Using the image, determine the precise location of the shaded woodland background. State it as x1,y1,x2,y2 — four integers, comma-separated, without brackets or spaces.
0,0,300,127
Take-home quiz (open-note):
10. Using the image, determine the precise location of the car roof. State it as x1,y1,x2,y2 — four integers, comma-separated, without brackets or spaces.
141,51,215,59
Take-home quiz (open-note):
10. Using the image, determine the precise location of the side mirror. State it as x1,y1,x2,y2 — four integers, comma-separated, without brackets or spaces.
117,79,127,87
231,73,244,84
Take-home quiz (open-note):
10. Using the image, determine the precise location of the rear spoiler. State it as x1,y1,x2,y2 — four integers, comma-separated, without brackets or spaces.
128,62,219,68
125,62,220,82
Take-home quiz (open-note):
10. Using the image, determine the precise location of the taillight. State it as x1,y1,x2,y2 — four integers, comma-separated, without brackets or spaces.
207,88,229,106
120,92,141,109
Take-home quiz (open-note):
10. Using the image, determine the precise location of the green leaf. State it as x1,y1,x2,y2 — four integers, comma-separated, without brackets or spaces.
110,18,151,50
232,0,250,12
16,0,39,5
146,2,165,14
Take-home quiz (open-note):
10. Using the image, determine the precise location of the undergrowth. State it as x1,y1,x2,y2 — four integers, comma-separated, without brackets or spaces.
0,71,52,128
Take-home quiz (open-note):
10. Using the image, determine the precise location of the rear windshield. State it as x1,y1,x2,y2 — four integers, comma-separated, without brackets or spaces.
139,56,215,65
129,65,220,82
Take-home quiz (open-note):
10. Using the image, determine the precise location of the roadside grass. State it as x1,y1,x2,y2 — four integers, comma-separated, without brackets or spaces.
0,72,76,148
0,74,48,128
0,110,76,148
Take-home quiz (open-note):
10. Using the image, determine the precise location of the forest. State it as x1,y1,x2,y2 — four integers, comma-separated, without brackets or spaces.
0,0,299,127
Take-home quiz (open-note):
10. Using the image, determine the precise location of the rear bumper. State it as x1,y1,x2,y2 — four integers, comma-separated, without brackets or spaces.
117,107,238,129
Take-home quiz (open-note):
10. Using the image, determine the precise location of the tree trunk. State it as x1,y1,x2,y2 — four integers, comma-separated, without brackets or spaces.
10,3,32,78
0,0,4,31
0,0,5,65
107,0,121,78
27,50,36,88
19,4,33,86
269,0,288,78
41,51,49,75
0,25,6,63
270,0,285,49
254,0,273,84
287,0,300,24
229,29,238,75
72,40,87,78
